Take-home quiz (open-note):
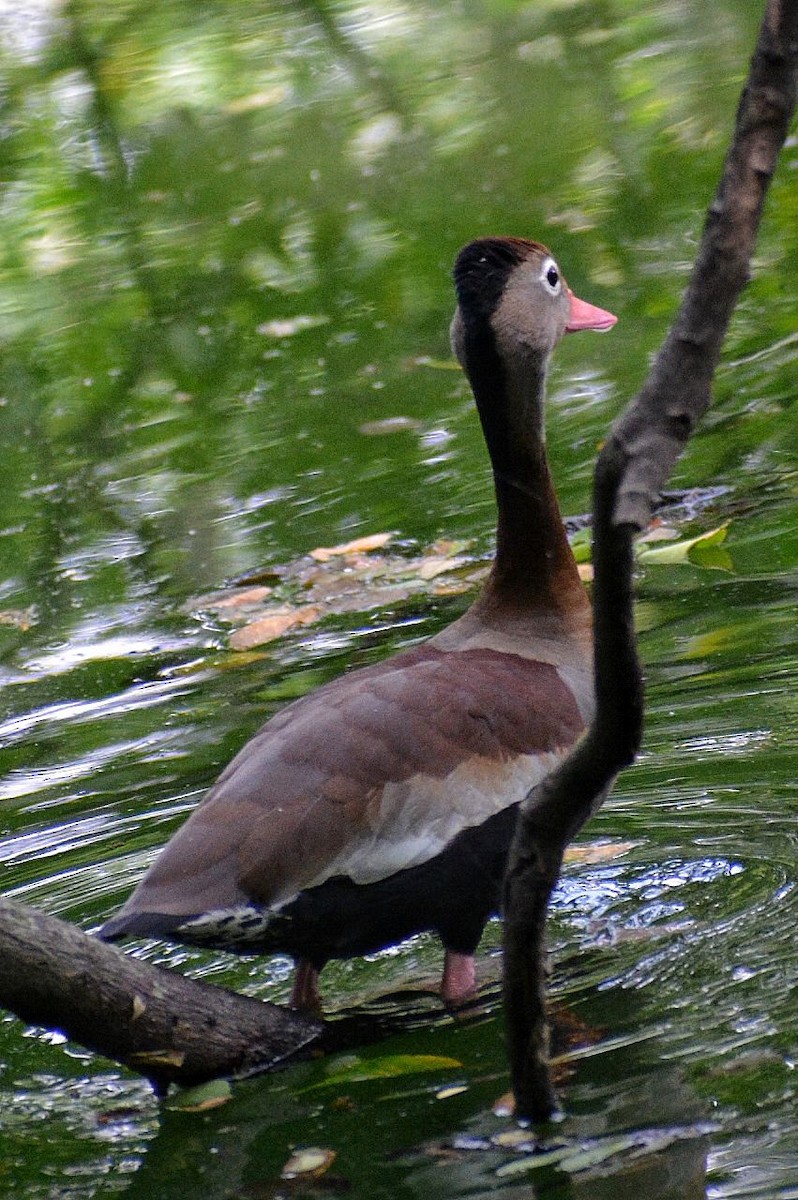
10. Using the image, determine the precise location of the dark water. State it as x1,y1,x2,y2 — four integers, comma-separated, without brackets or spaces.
2,1,798,1196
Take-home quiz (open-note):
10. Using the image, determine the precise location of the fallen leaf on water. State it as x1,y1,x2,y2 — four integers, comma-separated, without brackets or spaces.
495,1145,573,1177
189,533,488,649
570,518,733,572
417,555,470,580
131,994,147,1020
432,576,479,596
129,1048,185,1070
306,1052,463,1090
281,1147,336,1179
229,606,321,650
206,585,274,609
685,542,734,571
569,526,592,563
435,1084,469,1100
558,1134,654,1173
492,1129,538,1150
429,537,473,557
309,532,394,562
638,526,679,546
167,1079,232,1112
225,85,289,114
564,839,639,866
636,521,732,569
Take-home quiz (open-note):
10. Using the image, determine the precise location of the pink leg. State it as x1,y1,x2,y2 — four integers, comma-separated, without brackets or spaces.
289,958,322,1012
440,950,477,1007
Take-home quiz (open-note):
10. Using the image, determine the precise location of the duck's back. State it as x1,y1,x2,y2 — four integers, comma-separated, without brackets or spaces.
100,628,591,962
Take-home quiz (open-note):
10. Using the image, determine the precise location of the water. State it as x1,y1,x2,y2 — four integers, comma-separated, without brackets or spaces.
1,1,798,1195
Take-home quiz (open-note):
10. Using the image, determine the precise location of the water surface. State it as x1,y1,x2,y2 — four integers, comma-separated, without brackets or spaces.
1,1,798,1196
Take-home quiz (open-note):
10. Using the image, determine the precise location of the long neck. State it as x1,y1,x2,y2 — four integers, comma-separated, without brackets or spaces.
464,328,589,623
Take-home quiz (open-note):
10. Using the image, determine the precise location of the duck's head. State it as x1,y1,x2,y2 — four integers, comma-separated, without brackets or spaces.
450,237,616,372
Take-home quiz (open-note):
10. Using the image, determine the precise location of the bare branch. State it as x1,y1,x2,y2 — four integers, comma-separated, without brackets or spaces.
0,899,320,1094
614,0,798,530
503,0,798,1124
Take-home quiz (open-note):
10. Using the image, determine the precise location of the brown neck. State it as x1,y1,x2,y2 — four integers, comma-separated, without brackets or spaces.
487,446,587,615
464,328,589,623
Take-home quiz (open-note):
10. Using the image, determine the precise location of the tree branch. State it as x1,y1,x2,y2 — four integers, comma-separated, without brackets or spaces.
0,899,321,1095
503,0,798,1123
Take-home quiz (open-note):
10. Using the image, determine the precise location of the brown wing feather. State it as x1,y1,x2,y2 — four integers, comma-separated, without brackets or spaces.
116,644,586,921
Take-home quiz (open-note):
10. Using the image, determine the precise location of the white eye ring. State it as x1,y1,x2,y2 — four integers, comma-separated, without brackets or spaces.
540,256,561,295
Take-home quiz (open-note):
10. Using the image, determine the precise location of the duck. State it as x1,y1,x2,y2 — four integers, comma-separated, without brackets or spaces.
100,238,617,1011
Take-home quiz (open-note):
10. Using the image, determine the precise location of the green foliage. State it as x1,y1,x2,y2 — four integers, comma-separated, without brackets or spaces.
1,4,798,1196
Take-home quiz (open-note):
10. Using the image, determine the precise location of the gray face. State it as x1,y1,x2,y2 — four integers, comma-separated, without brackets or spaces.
450,244,571,370
489,250,571,359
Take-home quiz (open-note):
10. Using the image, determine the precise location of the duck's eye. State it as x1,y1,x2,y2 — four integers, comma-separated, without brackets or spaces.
540,258,561,294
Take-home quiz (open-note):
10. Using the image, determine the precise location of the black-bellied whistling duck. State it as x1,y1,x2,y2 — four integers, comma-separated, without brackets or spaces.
100,238,616,1010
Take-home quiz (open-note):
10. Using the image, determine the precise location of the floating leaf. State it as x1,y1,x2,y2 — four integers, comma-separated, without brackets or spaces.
229,605,320,649
417,555,470,580
569,526,592,563
564,839,639,866
558,1134,646,1172
129,1048,185,1069
638,525,680,546
190,532,486,649
167,1079,232,1112
309,532,394,562
495,1146,572,1176
492,1128,538,1149
636,522,731,569
570,520,733,571
131,994,147,1021
225,85,290,114
429,537,472,558
687,542,734,571
435,1084,469,1100
432,577,478,596
207,585,274,609
308,1052,462,1089
281,1147,336,1179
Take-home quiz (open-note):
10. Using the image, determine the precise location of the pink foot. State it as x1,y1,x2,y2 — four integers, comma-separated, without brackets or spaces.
441,950,477,1007
289,959,323,1012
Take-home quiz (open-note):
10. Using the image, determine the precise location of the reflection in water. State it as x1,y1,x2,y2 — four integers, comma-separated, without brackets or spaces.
0,0,798,1197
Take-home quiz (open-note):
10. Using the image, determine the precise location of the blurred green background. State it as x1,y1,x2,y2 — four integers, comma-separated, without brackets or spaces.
1,2,798,1197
